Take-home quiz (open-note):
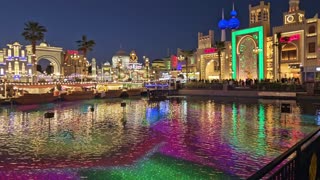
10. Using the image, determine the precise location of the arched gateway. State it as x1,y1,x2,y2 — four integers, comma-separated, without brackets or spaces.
25,42,64,75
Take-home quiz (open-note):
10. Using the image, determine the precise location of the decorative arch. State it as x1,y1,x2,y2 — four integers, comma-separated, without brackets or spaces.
205,59,219,80
237,35,258,80
37,55,61,73
25,44,63,76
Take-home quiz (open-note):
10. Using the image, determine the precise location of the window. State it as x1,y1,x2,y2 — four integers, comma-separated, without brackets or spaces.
281,43,297,61
14,61,19,75
309,42,316,53
309,26,316,34
214,61,219,71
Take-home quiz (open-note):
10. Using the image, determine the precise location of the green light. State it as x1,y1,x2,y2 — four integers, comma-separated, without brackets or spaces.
232,26,264,80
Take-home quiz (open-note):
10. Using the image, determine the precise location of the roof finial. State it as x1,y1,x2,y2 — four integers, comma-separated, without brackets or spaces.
233,2,235,11
222,8,225,19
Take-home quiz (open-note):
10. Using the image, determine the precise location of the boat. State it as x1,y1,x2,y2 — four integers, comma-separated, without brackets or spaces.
126,88,142,97
61,91,96,101
12,93,59,105
104,89,123,98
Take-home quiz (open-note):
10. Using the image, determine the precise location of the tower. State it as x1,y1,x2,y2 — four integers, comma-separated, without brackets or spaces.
249,1,270,36
283,0,305,24
289,0,300,12
218,9,228,41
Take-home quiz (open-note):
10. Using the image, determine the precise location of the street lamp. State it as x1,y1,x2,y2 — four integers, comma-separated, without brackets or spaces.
178,55,185,78
143,56,149,81
117,56,122,80
70,53,80,81
253,47,262,80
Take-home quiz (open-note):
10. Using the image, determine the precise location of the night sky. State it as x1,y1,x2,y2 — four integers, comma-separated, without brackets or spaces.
0,0,319,64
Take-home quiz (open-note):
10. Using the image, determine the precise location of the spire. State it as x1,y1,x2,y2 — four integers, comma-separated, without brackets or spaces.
222,8,224,19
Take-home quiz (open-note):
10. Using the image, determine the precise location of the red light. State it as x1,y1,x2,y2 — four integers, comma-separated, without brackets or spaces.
171,55,178,68
67,50,79,55
280,34,300,43
204,48,217,54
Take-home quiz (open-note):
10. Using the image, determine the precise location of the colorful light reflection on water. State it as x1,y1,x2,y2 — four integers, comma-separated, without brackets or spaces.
0,97,318,179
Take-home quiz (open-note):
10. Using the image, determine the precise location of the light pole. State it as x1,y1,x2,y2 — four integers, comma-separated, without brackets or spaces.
253,47,262,80
143,56,149,81
117,56,122,81
70,53,80,82
178,55,185,79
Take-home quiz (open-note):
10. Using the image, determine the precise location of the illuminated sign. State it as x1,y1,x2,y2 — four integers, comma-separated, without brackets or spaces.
127,63,143,70
67,50,79,55
280,34,300,43
316,67,320,72
171,55,178,68
204,48,217,54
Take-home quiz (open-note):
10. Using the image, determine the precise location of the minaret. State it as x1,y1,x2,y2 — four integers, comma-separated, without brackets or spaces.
289,0,300,12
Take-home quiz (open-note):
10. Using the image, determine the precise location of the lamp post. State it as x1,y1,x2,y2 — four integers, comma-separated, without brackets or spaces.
143,56,149,81
178,55,185,78
70,53,80,82
117,56,122,81
253,47,262,80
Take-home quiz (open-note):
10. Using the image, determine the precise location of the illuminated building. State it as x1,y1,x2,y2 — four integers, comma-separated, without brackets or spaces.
62,50,87,79
0,42,31,82
232,1,271,80
273,0,320,82
112,49,130,69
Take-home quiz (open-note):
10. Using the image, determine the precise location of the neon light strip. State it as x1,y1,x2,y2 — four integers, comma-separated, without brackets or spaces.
232,26,264,80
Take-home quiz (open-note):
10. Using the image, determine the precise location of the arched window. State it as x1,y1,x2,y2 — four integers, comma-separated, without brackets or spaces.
282,43,297,61
309,26,316,34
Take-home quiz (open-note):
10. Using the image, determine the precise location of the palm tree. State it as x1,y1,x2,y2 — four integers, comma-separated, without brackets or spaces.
180,50,194,81
76,35,96,58
22,21,47,82
215,41,226,81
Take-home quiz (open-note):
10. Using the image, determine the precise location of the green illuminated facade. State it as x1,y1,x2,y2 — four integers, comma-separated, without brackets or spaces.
232,26,264,80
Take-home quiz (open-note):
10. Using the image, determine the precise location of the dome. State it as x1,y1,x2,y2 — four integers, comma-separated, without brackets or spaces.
114,49,128,57
228,17,240,29
218,19,228,30
230,10,237,17
40,42,49,47
103,61,110,66
112,49,130,69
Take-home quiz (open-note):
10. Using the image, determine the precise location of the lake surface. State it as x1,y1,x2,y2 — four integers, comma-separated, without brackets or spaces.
0,97,319,179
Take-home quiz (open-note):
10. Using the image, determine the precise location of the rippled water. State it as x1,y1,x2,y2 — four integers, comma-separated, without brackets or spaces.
0,97,318,179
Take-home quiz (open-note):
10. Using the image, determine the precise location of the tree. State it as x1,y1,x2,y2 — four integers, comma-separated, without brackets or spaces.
22,21,47,82
76,35,96,58
215,41,226,81
180,50,194,81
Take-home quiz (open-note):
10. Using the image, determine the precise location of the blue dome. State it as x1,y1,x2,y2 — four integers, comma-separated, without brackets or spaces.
228,17,240,29
230,10,237,17
218,19,228,29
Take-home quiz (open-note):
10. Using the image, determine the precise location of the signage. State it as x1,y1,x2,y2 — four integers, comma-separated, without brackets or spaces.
67,50,79,55
289,64,300,69
127,63,143,70
280,34,300,43
171,55,178,68
204,48,217,54
281,103,291,113
316,67,320,72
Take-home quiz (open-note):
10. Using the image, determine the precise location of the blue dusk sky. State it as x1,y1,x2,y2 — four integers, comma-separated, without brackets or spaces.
0,0,319,64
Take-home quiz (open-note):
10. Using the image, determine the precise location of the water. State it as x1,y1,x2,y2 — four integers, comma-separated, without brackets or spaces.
0,97,318,179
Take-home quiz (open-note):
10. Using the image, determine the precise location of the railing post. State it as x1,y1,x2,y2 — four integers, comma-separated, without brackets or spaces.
295,147,302,179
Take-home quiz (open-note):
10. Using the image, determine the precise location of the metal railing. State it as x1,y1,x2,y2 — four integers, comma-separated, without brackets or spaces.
248,127,320,180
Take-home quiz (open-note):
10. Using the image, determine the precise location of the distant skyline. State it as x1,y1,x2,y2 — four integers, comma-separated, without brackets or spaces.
0,0,319,64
